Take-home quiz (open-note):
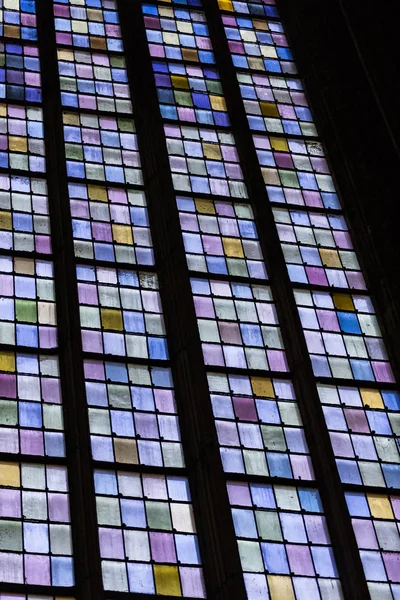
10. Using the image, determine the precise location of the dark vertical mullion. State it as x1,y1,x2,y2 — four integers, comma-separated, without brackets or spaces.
36,3,104,600
201,0,369,597
116,2,246,599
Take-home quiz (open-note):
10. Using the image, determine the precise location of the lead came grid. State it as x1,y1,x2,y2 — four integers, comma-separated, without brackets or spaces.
84,358,184,468
228,480,343,600
0,175,51,255
94,470,206,597
1,0,76,590
218,0,400,594
177,195,267,280
0,461,74,587
147,3,347,599
54,1,207,596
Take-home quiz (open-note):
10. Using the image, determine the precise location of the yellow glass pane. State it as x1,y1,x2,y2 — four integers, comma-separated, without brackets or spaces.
87,9,103,22
332,293,354,311
101,309,123,331
261,167,280,185
251,377,274,398
267,575,295,600
63,113,80,126
0,352,16,373
203,143,222,160
260,102,279,117
0,105,7,117
360,388,384,409
319,248,341,268
9,136,27,153
112,224,133,245
0,462,20,487
367,494,394,519
14,257,34,275
114,439,138,464
270,137,289,152
254,19,269,30
210,95,227,111
88,185,108,202
91,36,107,50
195,199,215,214
154,565,182,597
4,25,20,39
182,49,198,62
57,48,74,61
218,0,234,10
171,76,189,90
0,211,12,231
222,237,244,258
248,57,264,71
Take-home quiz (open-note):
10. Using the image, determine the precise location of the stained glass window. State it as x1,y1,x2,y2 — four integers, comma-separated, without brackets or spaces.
0,103,45,172
0,351,64,457
0,175,51,254
58,48,132,113
165,124,248,198
228,481,343,600
69,182,154,265
54,0,122,52
222,15,295,75
143,4,215,65
237,72,317,136
0,461,74,586
345,491,400,594
218,0,278,19
153,61,229,126
208,372,313,479
63,112,142,185
274,207,366,290
84,358,184,468
177,195,266,279
0,255,57,350
94,470,206,596
192,277,288,371
0,41,41,102
0,0,37,42
318,384,400,489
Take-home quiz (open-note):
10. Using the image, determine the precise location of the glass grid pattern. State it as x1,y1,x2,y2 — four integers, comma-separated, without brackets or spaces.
0,462,74,587
58,47,132,113
274,206,366,290
165,124,248,198
228,480,343,600
345,491,400,592
318,384,400,489
54,0,123,52
218,0,278,19
0,175,51,254
53,2,207,597
0,103,45,172
84,358,184,468
94,470,206,597
63,111,143,185
0,0,37,42
208,371,314,479
191,277,288,371
0,41,41,103
69,182,154,266
153,60,230,127
143,4,215,65
237,72,317,137
0,255,57,350
222,14,295,75
177,195,267,279
0,351,64,458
